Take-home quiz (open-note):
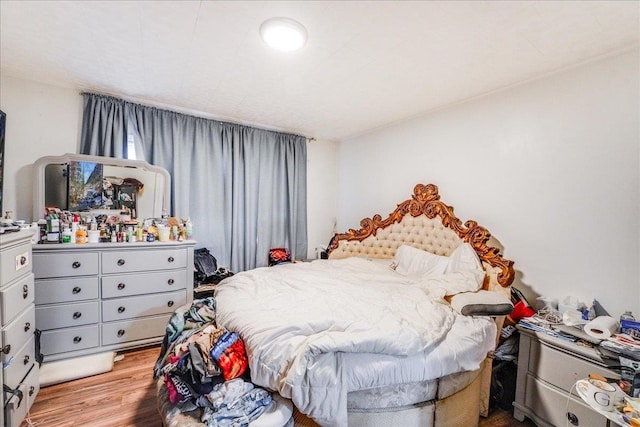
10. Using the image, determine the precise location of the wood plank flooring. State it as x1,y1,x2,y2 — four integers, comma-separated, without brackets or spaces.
21,347,160,427
21,345,534,427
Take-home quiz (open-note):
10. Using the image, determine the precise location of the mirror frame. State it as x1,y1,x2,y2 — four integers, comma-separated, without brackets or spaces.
32,153,171,221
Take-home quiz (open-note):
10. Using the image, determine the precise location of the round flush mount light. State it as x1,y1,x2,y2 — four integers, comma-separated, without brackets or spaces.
260,17,307,52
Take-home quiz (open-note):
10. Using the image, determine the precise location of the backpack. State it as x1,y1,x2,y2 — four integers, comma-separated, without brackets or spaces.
194,248,218,285
268,247,291,266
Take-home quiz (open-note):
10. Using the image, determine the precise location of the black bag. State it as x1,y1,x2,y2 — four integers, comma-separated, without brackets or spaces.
490,359,518,412
194,248,218,285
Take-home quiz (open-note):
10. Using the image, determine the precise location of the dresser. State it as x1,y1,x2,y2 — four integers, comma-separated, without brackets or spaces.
32,240,195,363
0,229,39,427
513,326,619,427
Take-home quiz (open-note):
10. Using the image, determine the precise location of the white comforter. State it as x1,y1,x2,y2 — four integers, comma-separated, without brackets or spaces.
214,258,488,426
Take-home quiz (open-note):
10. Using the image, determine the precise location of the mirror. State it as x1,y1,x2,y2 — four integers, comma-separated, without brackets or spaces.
33,153,171,221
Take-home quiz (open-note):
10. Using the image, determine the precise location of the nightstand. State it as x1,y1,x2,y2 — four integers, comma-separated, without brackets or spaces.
513,326,619,427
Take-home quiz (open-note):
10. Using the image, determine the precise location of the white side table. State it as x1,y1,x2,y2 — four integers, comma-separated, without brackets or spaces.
514,326,621,426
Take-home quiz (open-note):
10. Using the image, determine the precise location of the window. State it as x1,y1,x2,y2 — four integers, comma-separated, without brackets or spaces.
126,133,137,160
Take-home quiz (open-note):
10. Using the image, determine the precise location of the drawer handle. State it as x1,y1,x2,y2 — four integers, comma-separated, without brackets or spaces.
24,322,31,332
167,300,174,307
118,306,126,313
117,259,125,266
117,283,126,290
2,344,11,354
22,284,29,299
72,286,82,294
23,355,30,365
72,261,81,269
73,312,82,320
117,329,125,337
168,256,174,263
73,336,82,344
29,386,35,396
168,279,174,285
20,256,27,266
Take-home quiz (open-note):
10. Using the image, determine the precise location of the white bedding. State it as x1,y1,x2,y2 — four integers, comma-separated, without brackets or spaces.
214,258,495,427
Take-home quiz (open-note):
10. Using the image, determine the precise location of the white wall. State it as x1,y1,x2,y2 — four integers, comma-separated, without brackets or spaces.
306,139,340,259
338,49,640,319
0,76,82,221
0,75,340,260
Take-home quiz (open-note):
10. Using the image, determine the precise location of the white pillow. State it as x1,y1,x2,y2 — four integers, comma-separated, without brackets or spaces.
393,244,449,276
445,243,485,290
416,269,484,299
445,243,483,274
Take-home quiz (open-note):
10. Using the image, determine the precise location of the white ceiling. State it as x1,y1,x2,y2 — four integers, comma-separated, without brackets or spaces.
1,1,638,141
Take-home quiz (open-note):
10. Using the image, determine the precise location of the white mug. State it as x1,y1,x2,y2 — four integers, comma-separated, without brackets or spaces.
157,226,170,242
87,230,101,244
576,378,617,412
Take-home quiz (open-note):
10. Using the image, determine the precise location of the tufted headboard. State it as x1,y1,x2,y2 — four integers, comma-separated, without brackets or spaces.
327,184,515,294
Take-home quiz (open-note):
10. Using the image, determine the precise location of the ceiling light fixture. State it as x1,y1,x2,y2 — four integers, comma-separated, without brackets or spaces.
260,17,307,52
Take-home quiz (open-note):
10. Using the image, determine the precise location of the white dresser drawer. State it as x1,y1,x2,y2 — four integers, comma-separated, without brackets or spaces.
524,372,608,427
0,273,34,325
40,325,100,356
102,290,186,322
0,240,31,286
101,248,187,274
102,315,169,346
101,270,186,298
4,364,38,427
36,301,100,330
1,305,35,363
33,252,99,278
35,277,99,305
529,339,617,393
3,336,35,389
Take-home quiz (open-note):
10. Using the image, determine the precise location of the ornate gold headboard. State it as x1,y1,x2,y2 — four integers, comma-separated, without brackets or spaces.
327,183,515,289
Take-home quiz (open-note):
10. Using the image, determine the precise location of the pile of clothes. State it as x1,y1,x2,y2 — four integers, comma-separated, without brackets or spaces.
154,298,273,426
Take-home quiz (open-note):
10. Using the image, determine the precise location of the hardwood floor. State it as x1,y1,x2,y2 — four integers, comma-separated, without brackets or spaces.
479,409,535,427
22,345,535,427
22,347,161,427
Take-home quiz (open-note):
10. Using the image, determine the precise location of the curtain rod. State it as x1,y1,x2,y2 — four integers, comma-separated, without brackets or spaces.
79,91,312,141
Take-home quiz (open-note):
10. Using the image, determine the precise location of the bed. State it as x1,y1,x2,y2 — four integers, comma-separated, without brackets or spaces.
157,183,515,427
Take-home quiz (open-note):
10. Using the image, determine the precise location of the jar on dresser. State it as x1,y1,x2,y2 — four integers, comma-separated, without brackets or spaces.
0,229,40,427
32,240,195,365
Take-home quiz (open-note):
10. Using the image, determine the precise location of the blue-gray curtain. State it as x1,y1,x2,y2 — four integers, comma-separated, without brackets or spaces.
80,93,307,272
79,94,129,158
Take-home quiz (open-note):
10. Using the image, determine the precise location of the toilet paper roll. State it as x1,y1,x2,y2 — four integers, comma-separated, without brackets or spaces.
584,316,618,340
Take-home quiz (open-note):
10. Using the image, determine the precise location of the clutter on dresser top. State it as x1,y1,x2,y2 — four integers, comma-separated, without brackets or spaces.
35,206,194,244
